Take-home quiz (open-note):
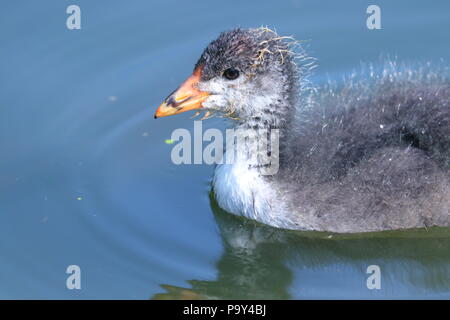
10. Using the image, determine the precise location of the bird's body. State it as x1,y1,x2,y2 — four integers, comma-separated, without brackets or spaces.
156,28,450,233
214,78,450,232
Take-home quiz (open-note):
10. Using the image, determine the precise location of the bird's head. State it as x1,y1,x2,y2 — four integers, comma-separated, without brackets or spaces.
154,28,302,122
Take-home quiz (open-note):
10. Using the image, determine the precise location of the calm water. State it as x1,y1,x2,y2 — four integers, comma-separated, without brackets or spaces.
0,0,449,299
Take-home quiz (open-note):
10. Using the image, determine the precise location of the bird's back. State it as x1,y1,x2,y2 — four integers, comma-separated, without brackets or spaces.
275,68,450,232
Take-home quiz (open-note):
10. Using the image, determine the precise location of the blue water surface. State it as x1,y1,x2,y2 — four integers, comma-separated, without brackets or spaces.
0,0,449,299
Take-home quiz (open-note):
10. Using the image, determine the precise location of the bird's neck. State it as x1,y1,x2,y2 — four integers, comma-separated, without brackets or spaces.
229,99,293,175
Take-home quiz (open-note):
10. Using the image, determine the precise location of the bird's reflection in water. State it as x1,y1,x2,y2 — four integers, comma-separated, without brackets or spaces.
153,192,450,299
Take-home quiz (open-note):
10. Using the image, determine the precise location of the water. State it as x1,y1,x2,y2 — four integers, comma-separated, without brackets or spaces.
0,0,449,299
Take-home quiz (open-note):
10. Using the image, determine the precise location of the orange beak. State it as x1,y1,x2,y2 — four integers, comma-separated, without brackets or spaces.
154,66,209,118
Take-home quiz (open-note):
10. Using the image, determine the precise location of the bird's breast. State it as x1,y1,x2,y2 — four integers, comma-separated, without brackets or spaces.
212,156,296,229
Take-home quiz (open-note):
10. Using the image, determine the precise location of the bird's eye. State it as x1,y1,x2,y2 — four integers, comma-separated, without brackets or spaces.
223,68,240,80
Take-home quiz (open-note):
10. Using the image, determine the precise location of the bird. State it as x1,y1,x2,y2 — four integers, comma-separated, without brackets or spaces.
154,27,450,233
